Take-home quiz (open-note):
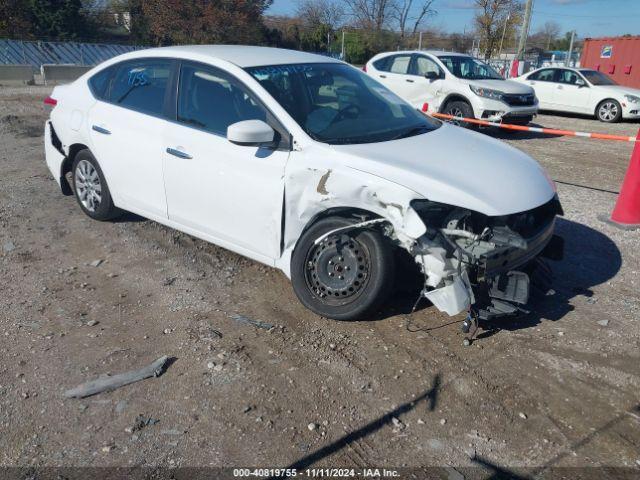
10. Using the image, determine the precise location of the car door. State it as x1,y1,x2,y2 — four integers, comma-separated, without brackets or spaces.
374,54,414,100
405,54,445,109
554,69,593,114
524,68,559,109
87,58,174,219
162,61,289,263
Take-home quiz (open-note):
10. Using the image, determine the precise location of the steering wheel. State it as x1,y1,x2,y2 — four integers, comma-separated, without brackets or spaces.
333,103,361,123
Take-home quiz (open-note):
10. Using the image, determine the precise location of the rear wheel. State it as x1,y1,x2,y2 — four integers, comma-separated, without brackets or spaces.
291,216,395,320
443,100,475,128
596,99,622,123
72,150,121,221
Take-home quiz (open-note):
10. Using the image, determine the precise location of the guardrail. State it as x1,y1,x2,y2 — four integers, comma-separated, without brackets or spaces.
0,64,34,84
41,64,93,85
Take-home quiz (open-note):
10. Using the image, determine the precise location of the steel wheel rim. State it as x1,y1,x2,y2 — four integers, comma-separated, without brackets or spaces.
74,160,102,212
599,102,618,121
304,233,371,306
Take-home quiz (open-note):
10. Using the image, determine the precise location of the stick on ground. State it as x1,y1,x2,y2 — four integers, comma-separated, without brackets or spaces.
64,355,171,399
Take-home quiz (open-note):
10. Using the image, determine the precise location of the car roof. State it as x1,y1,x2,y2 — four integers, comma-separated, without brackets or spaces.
128,45,342,68
374,50,470,58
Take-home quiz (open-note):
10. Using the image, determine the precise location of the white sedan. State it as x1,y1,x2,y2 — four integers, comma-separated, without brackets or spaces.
44,45,562,324
515,67,640,122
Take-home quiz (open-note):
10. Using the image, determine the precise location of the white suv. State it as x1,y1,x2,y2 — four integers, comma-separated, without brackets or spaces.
365,51,538,127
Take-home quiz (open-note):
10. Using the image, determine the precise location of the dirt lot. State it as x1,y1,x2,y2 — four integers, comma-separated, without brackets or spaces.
1,86,639,478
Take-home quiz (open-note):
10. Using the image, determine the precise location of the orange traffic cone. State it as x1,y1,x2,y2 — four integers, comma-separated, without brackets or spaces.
608,128,640,229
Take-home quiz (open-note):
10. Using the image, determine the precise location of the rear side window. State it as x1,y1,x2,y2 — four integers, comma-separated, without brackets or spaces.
388,55,412,74
529,69,557,82
372,57,390,72
177,62,267,136
108,59,172,116
88,65,115,100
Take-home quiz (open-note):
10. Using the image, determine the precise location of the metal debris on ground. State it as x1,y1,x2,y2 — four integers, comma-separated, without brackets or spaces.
64,355,171,398
126,414,159,433
230,314,274,330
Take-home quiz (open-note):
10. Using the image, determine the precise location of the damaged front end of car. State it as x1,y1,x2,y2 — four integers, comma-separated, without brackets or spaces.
409,195,564,323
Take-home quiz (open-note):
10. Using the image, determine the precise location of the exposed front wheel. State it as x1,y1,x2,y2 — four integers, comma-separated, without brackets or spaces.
443,100,475,128
290,216,395,321
596,99,622,123
72,150,121,221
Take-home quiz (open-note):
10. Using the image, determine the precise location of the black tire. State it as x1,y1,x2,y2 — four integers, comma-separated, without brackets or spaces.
443,100,475,128
71,149,121,221
291,216,395,321
596,99,622,123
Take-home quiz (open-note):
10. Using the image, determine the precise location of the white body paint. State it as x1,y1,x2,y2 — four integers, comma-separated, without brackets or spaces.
44,46,557,317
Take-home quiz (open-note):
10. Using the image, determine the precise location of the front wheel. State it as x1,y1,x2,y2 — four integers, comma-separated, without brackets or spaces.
290,216,395,321
443,100,475,128
596,99,622,123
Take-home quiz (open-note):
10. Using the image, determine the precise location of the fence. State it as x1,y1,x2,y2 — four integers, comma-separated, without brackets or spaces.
0,39,142,69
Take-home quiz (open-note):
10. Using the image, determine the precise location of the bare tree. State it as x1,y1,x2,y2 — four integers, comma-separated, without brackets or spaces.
343,0,394,30
474,0,522,59
295,0,345,28
541,20,561,49
391,0,436,38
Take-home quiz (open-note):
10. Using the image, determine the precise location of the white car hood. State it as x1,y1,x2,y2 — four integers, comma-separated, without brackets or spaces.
329,123,555,217
593,85,640,97
466,79,534,95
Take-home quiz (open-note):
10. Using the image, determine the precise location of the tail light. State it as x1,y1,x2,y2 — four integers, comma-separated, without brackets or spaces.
44,96,57,107
362,64,367,72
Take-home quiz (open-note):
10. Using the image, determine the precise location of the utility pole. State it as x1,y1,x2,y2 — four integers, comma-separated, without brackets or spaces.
498,13,510,61
418,31,423,50
566,30,575,66
327,32,331,54
341,30,345,60
516,0,534,60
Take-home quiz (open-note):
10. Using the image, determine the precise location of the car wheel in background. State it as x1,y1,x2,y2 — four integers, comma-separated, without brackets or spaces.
596,99,622,123
72,149,121,221
443,100,475,128
291,216,395,321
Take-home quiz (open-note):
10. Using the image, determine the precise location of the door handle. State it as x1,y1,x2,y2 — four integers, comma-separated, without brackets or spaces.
406,79,414,83
379,74,387,78
166,147,192,159
92,125,111,135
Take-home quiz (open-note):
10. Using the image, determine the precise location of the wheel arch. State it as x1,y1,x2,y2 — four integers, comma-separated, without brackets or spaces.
595,97,621,117
439,93,473,113
60,143,90,195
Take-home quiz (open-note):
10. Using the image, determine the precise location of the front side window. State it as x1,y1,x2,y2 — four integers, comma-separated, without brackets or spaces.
558,70,583,85
437,55,502,80
108,59,171,116
177,63,267,136
412,55,442,77
581,70,617,86
529,69,557,82
245,63,440,145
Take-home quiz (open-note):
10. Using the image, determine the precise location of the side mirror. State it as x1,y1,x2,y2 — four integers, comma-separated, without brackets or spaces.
424,71,440,81
227,120,275,147
576,79,587,88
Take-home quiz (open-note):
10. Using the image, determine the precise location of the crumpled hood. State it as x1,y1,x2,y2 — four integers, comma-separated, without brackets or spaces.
329,123,556,216
467,79,534,95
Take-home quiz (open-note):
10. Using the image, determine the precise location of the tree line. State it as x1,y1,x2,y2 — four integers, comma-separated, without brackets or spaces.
0,0,576,64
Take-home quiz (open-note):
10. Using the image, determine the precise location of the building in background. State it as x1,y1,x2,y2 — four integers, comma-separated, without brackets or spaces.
581,36,640,88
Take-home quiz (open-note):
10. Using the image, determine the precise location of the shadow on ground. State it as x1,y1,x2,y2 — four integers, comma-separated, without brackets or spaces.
273,374,441,473
479,217,621,337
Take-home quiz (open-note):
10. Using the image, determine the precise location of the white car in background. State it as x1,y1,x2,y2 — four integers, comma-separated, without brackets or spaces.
365,50,538,127
44,45,562,327
514,67,640,123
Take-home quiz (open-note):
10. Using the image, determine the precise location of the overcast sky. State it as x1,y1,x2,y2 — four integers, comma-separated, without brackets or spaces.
267,0,640,38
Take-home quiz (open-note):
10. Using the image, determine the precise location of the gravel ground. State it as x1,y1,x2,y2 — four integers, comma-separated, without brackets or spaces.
1,86,639,478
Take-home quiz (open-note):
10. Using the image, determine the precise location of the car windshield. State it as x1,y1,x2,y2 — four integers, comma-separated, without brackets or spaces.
244,63,439,145
437,55,503,80
580,70,618,86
